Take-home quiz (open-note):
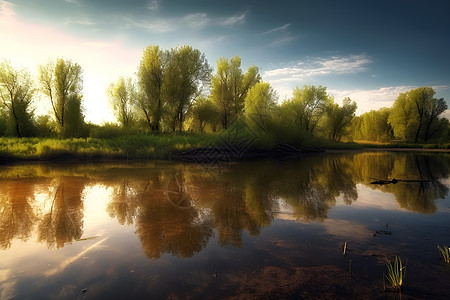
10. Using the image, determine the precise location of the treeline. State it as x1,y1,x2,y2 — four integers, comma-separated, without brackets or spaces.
1,45,449,145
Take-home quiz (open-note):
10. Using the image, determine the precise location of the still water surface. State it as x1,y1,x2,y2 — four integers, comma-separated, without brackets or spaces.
1,152,450,299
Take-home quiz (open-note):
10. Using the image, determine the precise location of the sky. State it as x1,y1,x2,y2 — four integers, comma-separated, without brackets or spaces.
1,0,450,124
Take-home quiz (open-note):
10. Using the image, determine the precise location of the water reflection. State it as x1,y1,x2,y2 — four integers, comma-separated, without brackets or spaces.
0,152,449,257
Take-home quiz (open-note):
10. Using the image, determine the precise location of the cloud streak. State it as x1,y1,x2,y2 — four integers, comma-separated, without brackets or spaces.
221,11,247,26
264,54,372,83
261,23,290,35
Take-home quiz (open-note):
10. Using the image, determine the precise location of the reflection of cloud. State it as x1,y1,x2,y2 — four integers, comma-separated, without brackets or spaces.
352,184,405,211
0,269,16,300
45,237,108,276
322,219,371,241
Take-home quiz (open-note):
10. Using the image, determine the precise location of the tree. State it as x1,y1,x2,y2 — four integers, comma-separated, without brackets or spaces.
189,97,219,132
210,56,260,129
163,45,211,132
291,85,332,134
107,76,136,129
244,81,278,130
0,61,35,138
325,97,357,142
388,87,447,142
354,108,393,142
137,45,167,131
39,58,84,138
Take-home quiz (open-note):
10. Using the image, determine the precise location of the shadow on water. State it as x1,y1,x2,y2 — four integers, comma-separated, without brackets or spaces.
1,152,450,298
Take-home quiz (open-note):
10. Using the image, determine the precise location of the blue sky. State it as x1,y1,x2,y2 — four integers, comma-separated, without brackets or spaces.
1,0,449,123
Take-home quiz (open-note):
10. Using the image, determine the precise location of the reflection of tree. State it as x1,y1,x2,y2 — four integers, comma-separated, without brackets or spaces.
37,177,85,249
386,154,449,213
273,156,358,222
0,180,37,249
106,180,137,225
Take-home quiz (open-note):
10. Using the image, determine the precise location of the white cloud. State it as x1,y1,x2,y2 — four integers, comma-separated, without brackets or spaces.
65,0,81,6
125,17,174,33
64,18,96,26
147,0,159,11
221,11,247,26
263,54,372,83
0,0,15,18
269,36,297,47
261,23,290,35
183,13,210,29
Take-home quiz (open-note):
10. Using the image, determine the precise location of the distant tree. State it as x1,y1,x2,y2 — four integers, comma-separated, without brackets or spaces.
163,45,211,132
244,81,278,130
355,108,393,142
190,97,219,132
388,87,447,142
107,76,136,130
325,97,357,141
137,45,166,131
0,61,35,138
290,85,333,134
39,58,84,138
210,56,260,129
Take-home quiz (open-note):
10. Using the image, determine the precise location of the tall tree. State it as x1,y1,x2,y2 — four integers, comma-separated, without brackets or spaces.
244,81,278,130
107,76,136,129
39,58,84,138
163,45,211,132
189,97,219,132
291,85,332,133
388,87,447,142
210,56,260,129
137,45,165,131
326,97,357,142
0,61,35,138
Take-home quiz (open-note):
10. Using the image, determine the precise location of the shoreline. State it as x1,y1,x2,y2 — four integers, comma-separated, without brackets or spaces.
1,146,449,166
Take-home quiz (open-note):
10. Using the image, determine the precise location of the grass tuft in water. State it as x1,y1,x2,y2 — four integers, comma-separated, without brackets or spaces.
437,244,450,264
384,255,406,291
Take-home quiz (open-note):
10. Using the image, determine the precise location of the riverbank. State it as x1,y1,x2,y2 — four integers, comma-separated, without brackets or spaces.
1,136,449,164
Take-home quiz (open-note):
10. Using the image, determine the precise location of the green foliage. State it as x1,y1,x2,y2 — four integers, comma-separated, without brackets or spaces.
107,77,136,129
0,60,35,138
388,87,448,143
353,108,393,142
325,97,357,142
244,81,278,131
384,256,406,291
188,97,220,132
437,244,450,264
290,85,332,134
210,55,261,129
163,45,211,132
38,58,84,138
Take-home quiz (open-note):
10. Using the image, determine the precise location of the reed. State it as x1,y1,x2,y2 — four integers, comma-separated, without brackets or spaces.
384,256,406,291
437,244,450,264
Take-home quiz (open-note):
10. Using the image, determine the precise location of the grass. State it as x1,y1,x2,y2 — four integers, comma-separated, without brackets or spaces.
384,256,406,292
0,134,215,162
437,244,450,264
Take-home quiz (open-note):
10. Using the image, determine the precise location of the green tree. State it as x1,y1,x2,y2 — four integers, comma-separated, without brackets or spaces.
210,56,260,129
163,45,211,132
0,61,35,138
189,97,219,132
39,58,84,138
325,97,357,141
137,45,166,131
356,108,393,142
388,87,447,142
244,81,278,130
107,76,136,130
291,85,332,134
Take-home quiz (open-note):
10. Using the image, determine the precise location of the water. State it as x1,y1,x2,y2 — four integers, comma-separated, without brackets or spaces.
1,152,449,299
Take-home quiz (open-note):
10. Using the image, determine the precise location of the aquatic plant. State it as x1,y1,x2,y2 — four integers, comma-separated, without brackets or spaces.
437,244,450,264
384,256,406,291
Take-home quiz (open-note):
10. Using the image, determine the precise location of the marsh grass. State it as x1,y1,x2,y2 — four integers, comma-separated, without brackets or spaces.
0,134,214,162
437,244,450,264
384,256,406,292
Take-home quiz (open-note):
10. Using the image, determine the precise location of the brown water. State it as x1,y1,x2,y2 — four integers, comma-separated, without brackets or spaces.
1,152,450,299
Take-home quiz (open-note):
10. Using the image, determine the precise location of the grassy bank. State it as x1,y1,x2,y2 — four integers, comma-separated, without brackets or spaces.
0,134,215,163
1,134,448,164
